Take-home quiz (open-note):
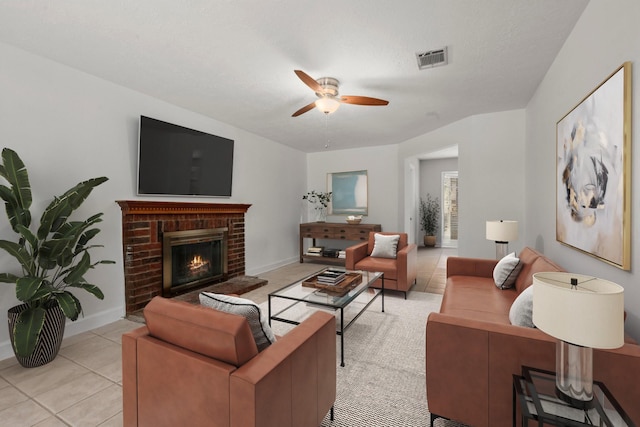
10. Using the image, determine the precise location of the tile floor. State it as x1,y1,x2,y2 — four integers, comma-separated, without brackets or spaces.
0,319,140,426
0,246,454,426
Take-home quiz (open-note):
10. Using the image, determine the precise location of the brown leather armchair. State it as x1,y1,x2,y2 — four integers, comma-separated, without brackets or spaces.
345,231,418,298
122,296,336,427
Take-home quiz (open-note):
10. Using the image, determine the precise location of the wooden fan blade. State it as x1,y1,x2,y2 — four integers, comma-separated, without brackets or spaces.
294,70,323,93
340,95,389,106
292,101,317,117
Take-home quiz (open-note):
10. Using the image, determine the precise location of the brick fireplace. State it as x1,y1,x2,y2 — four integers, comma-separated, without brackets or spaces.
116,200,251,314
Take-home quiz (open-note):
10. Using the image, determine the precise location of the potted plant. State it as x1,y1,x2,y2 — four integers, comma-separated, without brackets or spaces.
302,190,332,222
0,148,113,367
419,193,440,247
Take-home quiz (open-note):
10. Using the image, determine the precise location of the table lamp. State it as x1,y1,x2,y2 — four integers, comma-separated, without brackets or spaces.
532,272,624,408
486,220,518,259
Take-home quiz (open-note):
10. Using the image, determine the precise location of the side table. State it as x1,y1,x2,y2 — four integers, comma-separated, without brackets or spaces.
513,366,634,427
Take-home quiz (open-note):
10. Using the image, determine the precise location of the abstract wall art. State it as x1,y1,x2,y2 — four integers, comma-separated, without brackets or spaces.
327,170,368,215
556,62,631,270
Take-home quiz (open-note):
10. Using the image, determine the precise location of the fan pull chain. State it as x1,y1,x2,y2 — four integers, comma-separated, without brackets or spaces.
324,113,330,149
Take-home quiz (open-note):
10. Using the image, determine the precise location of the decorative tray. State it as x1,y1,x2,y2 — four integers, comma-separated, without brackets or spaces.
302,272,363,296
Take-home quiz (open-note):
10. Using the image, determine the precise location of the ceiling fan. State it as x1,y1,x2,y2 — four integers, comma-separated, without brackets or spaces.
291,70,389,117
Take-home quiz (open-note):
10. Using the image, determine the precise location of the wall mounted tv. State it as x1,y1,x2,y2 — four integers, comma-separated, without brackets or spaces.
137,116,234,197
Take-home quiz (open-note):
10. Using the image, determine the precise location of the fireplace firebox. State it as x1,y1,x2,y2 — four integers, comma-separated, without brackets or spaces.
162,228,228,296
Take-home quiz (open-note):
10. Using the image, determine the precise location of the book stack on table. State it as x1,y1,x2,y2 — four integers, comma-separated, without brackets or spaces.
322,248,340,258
302,271,362,295
306,246,324,257
316,269,346,285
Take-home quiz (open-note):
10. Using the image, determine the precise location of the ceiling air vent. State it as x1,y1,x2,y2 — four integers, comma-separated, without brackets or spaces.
416,47,448,70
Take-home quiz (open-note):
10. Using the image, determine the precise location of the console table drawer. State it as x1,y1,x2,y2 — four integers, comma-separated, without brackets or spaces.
306,232,340,239
300,225,335,234
344,231,371,241
301,228,339,239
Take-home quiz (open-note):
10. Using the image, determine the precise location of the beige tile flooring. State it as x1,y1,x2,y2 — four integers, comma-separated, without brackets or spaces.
0,319,140,427
0,246,454,426
415,246,456,294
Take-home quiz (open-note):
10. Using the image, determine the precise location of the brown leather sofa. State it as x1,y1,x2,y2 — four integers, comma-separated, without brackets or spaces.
122,296,336,427
345,231,418,297
425,247,640,427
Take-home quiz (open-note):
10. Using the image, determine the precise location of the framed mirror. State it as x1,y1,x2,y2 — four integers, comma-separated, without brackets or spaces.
327,170,368,215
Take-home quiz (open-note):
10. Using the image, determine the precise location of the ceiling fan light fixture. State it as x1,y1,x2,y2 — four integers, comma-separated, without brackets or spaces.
315,96,340,114
292,70,387,117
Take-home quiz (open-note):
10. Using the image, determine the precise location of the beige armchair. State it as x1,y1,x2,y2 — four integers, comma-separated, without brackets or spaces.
122,296,336,427
345,232,418,298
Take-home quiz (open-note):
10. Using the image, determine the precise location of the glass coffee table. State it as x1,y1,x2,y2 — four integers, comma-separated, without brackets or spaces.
268,269,384,367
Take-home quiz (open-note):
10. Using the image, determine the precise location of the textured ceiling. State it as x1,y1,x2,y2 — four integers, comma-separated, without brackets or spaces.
0,0,589,153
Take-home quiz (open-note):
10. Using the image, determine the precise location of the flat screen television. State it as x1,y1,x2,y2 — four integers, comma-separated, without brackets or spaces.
137,116,234,197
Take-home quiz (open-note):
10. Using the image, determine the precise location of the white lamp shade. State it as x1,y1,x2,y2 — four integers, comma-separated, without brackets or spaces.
486,220,518,242
532,272,624,349
315,97,340,114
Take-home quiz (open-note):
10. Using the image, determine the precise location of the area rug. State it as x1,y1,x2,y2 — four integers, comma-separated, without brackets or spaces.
263,291,465,427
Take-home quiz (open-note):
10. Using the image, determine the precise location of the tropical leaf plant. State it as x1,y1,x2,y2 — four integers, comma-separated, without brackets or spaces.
0,147,114,358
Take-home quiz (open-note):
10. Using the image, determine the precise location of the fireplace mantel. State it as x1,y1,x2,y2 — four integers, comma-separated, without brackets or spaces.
116,200,251,314
116,200,251,215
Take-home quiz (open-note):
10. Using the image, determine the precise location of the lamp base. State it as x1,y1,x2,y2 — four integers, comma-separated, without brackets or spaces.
555,386,595,410
495,242,509,259
555,340,594,409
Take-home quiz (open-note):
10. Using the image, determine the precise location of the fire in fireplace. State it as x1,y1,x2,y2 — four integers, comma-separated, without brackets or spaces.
162,228,228,296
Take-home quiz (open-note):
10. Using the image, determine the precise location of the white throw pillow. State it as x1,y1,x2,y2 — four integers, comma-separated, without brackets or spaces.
509,285,535,328
199,292,276,351
493,252,522,289
370,233,400,259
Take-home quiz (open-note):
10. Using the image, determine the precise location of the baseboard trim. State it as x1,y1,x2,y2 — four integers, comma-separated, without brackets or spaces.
246,256,299,276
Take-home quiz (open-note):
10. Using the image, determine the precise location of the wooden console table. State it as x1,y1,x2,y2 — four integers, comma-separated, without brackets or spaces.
299,222,382,265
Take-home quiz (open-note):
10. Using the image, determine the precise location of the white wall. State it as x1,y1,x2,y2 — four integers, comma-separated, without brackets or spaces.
399,118,470,160
460,111,526,258
306,145,399,231
303,110,525,260
403,158,420,244
0,42,306,360
525,0,640,340
398,110,526,258
400,120,469,246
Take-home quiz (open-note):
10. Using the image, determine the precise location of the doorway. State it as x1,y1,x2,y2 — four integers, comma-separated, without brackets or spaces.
441,171,458,248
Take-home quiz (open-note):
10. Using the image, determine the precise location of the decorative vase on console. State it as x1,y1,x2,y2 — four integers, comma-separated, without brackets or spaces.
303,190,332,223
314,206,328,222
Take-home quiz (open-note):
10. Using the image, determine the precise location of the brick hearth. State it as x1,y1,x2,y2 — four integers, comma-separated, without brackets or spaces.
116,201,251,314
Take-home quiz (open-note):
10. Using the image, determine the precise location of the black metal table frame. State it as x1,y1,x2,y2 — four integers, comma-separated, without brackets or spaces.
512,366,634,427
268,272,384,367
